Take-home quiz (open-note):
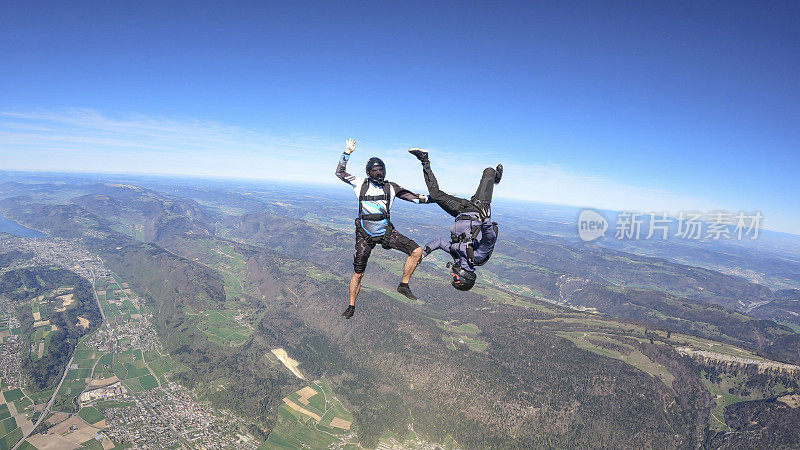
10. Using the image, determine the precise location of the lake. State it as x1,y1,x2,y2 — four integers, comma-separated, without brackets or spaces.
0,214,45,238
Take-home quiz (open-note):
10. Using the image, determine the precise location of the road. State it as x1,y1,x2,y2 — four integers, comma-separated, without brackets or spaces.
12,268,106,449
12,352,76,450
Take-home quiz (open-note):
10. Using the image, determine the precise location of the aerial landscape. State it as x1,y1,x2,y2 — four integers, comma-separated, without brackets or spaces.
0,173,797,449
2,1,799,449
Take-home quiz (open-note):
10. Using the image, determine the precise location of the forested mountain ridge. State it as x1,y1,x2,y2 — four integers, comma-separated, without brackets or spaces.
1,177,799,448
0,267,102,391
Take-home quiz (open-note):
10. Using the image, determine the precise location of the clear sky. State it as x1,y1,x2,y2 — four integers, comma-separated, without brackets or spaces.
1,1,798,233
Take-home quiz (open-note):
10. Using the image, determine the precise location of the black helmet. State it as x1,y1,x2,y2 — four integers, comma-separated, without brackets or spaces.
365,157,386,183
451,268,476,291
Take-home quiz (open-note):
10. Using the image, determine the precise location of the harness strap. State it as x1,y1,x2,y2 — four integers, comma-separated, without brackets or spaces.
450,219,500,267
357,179,392,221
450,214,482,244
355,219,395,249
451,216,480,265
362,194,387,201
454,213,477,221
450,232,472,243
466,244,475,265
360,213,387,221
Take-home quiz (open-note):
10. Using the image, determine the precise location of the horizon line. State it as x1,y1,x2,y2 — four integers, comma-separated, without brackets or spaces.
1,167,796,238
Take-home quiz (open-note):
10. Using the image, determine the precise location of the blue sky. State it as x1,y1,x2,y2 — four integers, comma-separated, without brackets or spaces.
1,1,798,233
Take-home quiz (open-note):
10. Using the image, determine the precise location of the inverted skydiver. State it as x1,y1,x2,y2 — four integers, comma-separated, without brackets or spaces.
408,148,502,291
336,138,430,319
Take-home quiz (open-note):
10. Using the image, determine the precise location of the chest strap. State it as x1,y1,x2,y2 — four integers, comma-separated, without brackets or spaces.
358,179,392,221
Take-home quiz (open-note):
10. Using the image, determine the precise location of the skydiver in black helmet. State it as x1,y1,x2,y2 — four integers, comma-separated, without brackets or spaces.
335,138,431,319
408,148,502,291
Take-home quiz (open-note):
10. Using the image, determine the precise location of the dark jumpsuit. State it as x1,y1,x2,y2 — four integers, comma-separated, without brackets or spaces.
421,160,498,272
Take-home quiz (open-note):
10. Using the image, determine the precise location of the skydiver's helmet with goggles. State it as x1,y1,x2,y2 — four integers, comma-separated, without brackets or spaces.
451,267,477,291
365,157,386,183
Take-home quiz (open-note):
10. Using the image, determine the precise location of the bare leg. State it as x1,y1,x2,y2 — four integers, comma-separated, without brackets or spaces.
401,247,423,283
348,271,364,306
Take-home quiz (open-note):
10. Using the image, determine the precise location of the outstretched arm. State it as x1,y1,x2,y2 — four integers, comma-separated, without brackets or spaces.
335,138,359,186
390,182,433,204
425,236,452,254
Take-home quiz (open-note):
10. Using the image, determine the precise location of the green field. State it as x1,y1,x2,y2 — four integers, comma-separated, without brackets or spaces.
57,378,90,399
94,400,136,411
29,328,55,360
78,406,105,425
438,321,481,334
557,331,675,387
116,349,142,364
0,427,23,450
697,370,792,432
138,375,158,390
456,336,488,352
73,348,112,377
123,363,150,379
0,415,19,437
66,368,92,381
123,377,143,393
73,348,96,360
2,389,23,403
436,320,488,352
470,284,550,309
262,378,356,449
144,351,176,384
16,440,38,450
27,389,53,405
13,397,32,412
264,407,340,449
96,352,113,368
96,275,138,322
113,362,128,380
192,309,254,347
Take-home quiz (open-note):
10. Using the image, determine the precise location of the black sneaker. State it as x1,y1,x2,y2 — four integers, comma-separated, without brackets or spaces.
397,284,417,300
408,148,429,162
341,305,355,319
494,164,503,184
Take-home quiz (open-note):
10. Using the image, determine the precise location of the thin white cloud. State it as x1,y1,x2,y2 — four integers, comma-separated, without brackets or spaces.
0,108,792,233
0,108,334,178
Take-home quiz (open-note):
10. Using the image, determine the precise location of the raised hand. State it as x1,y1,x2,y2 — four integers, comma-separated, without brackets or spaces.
345,138,356,155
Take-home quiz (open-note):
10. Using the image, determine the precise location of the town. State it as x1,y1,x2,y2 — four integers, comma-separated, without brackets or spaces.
0,235,259,449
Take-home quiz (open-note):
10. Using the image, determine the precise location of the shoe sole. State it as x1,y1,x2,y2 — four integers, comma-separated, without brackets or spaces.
397,288,417,301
